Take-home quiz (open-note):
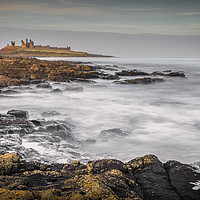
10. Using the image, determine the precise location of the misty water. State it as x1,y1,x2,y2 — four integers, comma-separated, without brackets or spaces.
1,57,200,164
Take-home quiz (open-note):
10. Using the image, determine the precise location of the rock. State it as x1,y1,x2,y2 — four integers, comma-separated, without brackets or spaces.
86,159,128,174
0,75,20,87
165,160,200,200
0,153,199,199
85,139,96,144
116,77,164,84
31,120,42,127
151,71,186,78
0,89,19,94
7,110,29,119
0,56,101,88
0,153,20,175
102,74,120,80
152,71,165,76
36,82,52,88
128,155,182,200
165,72,186,77
100,128,129,137
116,70,149,76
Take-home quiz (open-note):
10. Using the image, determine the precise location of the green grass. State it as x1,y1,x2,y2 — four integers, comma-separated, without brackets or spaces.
1,46,89,57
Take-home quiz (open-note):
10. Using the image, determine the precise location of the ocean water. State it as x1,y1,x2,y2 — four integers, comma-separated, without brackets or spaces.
1,57,200,164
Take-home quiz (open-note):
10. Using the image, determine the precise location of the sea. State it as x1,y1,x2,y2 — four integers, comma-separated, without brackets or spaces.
1,57,200,164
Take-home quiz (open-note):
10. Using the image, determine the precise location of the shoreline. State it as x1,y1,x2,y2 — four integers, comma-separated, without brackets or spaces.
0,152,199,199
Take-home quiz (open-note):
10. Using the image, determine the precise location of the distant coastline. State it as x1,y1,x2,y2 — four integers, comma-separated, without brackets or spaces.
0,39,112,57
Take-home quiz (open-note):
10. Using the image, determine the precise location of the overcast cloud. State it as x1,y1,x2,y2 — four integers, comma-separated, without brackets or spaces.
0,0,200,35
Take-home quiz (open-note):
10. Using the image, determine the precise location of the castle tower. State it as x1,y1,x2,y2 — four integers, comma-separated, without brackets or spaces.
29,40,34,48
25,39,29,48
21,40,26,48
11,41,15,47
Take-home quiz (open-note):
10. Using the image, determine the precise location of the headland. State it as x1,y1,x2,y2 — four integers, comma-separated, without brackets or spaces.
0,39,109,57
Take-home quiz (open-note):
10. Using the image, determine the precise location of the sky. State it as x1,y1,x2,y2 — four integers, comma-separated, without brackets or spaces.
0,0,200,35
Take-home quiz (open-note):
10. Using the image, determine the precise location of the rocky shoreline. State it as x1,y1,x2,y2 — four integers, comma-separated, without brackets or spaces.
1,56,197,199
0,56,186,88
0,109,200,199
0,152,199,200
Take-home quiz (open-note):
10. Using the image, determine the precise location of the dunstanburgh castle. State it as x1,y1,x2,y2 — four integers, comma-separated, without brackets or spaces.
8,39,71,50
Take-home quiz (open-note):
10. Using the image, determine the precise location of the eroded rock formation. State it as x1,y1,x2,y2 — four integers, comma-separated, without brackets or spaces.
0,153,199,199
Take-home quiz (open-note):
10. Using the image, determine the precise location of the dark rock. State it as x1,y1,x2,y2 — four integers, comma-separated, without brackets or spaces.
100,128,129,137
7,110,29,119
36,82,52,88
116,77,164,84
165,72,186,77
163,70,172,72
116,70,149,76
152,71,165,76
165,160,200,200
85,139,96,144
128,155,182,200
0,153,199,199
31,120,42,127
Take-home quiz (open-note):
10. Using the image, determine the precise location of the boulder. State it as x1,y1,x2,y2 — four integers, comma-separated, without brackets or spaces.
7,110,29,119
128,155,182,200
100,128,129,137
165,160,200,200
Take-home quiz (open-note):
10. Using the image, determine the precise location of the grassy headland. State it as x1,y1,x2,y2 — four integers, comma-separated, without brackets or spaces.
0,46,107,57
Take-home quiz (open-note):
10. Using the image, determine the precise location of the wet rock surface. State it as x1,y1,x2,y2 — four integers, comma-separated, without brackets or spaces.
116,77,164,84
0,56,186,88
0,57,99,87
0,110,90,163
0,153,199,199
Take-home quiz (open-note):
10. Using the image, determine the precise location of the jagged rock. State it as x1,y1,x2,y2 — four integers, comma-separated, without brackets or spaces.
128,155,182,200
0,153,199,199
165,160,200,200
0,57,101,87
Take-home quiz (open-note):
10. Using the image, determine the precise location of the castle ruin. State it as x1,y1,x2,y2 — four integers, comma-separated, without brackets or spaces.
11,41,15,47
21,39,34,48
8,39,71,50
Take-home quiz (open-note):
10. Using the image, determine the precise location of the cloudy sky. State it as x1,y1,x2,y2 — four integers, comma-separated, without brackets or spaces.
0,0,200,35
